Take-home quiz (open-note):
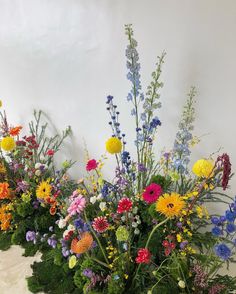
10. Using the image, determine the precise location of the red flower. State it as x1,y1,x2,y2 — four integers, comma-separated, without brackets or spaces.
47,149,55,156
86,159,98,171
9,126,22,136
216,153,231,190
135,248,151,264
117,198,133,214
92,216,109,233
142,183,162,204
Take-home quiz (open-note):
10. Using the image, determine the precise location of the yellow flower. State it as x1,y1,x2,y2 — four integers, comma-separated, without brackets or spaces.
176,234,182,242
192,159,214,178
156,192,185,218
36,180,51,199
105,137,122,154
68,255,77,269
0,163,6,174
1,136,16,152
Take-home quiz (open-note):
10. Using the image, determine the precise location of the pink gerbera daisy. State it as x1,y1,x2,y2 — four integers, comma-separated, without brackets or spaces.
86,159,98,171
142,183,162,204
117,198,133,214
67,194,86,216
92,216,109,233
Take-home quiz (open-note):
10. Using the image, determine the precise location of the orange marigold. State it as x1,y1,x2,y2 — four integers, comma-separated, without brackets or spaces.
9,126,22,136
71,232,93,254
0,182,11,199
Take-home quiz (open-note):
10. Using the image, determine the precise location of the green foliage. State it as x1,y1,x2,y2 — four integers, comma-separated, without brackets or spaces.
0,231,12,250
150,174,172,192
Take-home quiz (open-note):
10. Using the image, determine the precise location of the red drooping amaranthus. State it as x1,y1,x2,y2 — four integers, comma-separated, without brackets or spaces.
216,153,231,190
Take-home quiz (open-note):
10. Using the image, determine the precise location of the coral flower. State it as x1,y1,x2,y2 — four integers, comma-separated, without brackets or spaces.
135,248,151,264
143,183,162,204
86,159,98,171
71,232,93,254
156,193,185,218
92,216,109,233
106,137,122,154
67,194,86,216
1,136,16,152
36,181,52,200
117,198,133,214
9,126,22,136
0,182,10,199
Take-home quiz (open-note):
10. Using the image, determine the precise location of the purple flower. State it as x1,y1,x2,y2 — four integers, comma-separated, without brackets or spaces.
211,216,220,225
26,231,36,243
83,268,93,278
16,181,29,192
211,227,222,236
225,210,235,222
47,237,57,248
226,223,235,234
180,241,188,249
214,243,231,260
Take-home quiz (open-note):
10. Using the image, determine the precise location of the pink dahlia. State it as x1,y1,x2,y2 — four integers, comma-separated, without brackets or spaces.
86,159,98,171
135,248,151,264
143,183,162,204
67,194,86,216
92,216,109,233
117,198,133,214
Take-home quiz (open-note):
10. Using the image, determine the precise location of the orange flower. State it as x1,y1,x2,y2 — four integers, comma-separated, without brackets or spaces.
50,206,57,215
71,232,93,254
0,204,12,231
0,182,10,199
9,126,22,136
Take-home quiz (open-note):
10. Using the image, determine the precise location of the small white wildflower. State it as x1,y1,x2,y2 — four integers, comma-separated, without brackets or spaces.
178,280,185,289
58,219,67,229
121,216,126,222
132,222,138,228
134,228,140,235
35,170,41,177
35,163,42,169
99,202,107,211
132,207,138,214
90,196,97,204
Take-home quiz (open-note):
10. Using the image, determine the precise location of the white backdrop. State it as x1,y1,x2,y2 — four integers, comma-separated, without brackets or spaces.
0,1,235,292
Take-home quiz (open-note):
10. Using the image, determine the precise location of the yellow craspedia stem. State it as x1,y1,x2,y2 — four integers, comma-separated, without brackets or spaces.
0,100,2,108
1,136,16,152
106,137,122,154
192,159,214,178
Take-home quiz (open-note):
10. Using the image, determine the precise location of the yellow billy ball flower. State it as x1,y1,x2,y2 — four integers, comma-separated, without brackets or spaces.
192,159,214,178
105,137,122,154
1,136,16,152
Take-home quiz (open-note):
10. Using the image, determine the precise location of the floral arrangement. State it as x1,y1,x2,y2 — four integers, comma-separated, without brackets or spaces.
1,25,236,294
0,105,76,256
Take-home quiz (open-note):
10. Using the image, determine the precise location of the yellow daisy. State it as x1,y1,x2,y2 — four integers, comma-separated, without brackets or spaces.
156,192,185,218
36,180,51,199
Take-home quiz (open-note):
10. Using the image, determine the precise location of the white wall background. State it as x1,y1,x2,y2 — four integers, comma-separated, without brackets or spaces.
0,1,236,290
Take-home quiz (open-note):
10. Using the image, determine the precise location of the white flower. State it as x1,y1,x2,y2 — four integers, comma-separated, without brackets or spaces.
90,196,97,204
121,216,126,222
133,207,138,214
137,219,141,225
35,163,42,169
134,228,140,235
96,193,103,200
132,222,138,228
67,224,75,231
35,170,41,177
99,202,107,211
178,280,185,289
58,219,67,229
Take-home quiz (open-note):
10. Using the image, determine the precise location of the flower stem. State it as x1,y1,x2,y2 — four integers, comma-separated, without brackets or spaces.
131,217,169,286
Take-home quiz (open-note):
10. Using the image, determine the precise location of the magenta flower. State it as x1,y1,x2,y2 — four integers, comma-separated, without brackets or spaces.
67,194,86,216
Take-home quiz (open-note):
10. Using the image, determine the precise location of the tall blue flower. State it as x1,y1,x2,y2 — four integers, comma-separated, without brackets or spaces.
214,243,231,260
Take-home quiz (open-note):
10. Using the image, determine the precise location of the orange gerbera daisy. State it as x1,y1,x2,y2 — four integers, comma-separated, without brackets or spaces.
0,182,11,199
9,126,22,136
0,204,12,231
71,232,93,254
